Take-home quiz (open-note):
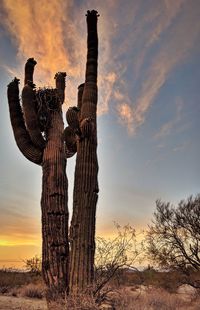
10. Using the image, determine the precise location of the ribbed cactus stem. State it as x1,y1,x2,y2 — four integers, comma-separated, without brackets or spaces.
7,62,69,299
24,58,37,85
81,83,97,121
41,110,69,294
22,83,46,149
7,78,43,165
63,126,77,158
69,10,99,293
54,72,66,104
69,137,98,291
85,10,98,83
77,83,85,111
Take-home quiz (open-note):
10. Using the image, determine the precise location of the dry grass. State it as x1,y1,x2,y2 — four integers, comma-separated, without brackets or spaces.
111,287,200,310
0,269,45,300
47,293,99,310
46,286,200,310
21,283,44,299
0,269,41,293
0,269,199,309
0,285,199,309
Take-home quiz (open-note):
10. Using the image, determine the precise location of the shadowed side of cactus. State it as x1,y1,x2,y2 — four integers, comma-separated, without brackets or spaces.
7,61,70,297
69,10,99,292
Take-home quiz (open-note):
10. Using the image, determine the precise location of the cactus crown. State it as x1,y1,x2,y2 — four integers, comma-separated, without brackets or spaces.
86,10,99,17
35,88,60,131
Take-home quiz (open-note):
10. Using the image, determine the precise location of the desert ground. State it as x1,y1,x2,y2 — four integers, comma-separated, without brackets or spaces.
0,274,199,310
0,295,47,310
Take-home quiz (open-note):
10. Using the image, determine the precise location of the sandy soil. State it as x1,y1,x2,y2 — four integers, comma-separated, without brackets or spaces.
0,286,199,310
0,295,47,310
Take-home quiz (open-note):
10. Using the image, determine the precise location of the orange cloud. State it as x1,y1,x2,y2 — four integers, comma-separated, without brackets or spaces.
115,1,199,134
1,0,86,107
133,3,199,130
117,103,134,135
2,0,199,134
2,0,123,117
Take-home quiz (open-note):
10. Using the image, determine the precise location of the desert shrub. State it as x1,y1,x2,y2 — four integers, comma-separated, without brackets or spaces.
11,287,19,297
47,293,99,310
94,223,143,299
0,268,42,294
0,269,44,298
146,195,200,288
111,268,182,293
24,255,42,275
0,286,9,294
21,283,44,299
112,287,192,310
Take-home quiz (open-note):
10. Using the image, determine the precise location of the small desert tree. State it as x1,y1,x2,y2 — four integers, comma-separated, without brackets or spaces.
24,255,42,275
94,224,143,302
146,195,200,287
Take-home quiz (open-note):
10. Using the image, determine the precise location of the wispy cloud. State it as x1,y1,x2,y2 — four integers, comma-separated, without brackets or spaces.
117,103,134,135
115,1,199,134
172,141,189,153
1,0,121,113
154,97,183,139
1,0,85,105
1,0,200,133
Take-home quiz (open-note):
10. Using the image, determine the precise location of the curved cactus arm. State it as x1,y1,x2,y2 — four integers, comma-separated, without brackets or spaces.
77,83,85,112
22,59,46,149
22,82,46,149
24,58,37,85
54,72,66,104
66,107,82,136
63,126,77,158
7,78,43,165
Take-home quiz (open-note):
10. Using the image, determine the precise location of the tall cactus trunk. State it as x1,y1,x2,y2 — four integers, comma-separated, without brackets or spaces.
69,10,99,293
69,133,98,291
41,110,69,296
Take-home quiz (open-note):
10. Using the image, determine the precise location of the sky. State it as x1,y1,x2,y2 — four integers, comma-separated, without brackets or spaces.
0,0,199,268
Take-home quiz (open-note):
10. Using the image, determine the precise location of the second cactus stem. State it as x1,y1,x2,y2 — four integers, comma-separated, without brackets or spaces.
68,10,99,292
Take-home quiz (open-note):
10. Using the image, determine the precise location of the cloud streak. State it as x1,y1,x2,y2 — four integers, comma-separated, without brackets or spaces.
114,1,199,134
1,0,120,113
1,0,200,133
154,97,183,139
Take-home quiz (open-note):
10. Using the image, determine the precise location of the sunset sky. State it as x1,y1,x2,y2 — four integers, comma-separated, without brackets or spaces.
0,0,199,268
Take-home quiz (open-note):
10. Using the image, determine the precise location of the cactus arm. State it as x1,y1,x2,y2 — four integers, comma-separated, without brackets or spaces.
63,84,84,160
24,58,37,85
7,78,43,165
63,126,77,158
22,59,46,149
22,83,46,149
77,83,85,112
54,72,66,104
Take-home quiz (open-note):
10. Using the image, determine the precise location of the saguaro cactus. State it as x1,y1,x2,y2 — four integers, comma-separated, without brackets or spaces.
68,10,99,292
7,9,99,297
7,60,72,295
